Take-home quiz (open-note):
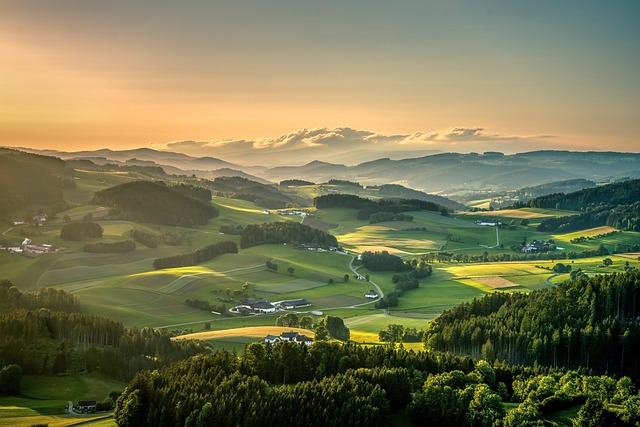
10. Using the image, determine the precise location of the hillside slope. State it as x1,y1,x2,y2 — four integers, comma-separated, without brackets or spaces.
90,181,219,226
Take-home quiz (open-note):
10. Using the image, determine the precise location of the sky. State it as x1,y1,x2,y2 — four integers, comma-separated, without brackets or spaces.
2,0,639,159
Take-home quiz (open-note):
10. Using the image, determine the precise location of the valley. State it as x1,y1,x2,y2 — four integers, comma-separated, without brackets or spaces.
1,148,639,426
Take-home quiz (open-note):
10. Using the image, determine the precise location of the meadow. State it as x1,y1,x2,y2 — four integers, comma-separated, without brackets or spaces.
4,178,640,352
3,172,640,426
0,373,122,427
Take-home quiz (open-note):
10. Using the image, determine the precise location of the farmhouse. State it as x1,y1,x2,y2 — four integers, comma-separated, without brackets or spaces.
33,214,48,224
264,331,313,346
302,243,321,251
521,240,550,253
364,290,379,299
277,209,310,216
475,220,502,227
76,400,97,413
18,238,56,255
264,334,280,345
280,299,311,309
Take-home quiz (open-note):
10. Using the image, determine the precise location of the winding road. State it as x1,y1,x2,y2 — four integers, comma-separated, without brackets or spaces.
347,254,384,302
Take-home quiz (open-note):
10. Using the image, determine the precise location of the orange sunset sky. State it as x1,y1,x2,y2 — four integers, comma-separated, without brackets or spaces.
1,1,639,155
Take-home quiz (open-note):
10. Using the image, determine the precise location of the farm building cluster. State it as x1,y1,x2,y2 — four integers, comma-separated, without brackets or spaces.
1,238,58,255
12,213,48,226
521,240,557,253
231,298,312,314
277,209,311,217
364,290,379,299
264,330,313,346
475,219,503,227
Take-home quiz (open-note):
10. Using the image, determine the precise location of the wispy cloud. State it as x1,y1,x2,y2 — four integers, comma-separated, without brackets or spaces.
159,126,562,165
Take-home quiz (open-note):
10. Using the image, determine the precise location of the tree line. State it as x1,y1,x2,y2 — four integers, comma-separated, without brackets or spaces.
0,280,80,312
419,245,616,264
239,221,338,249
130,229,158,248
274,313,349,341
153,241,238,270
280,179,315,186
313,194,447,220
0,307,208,380
369,212,413,224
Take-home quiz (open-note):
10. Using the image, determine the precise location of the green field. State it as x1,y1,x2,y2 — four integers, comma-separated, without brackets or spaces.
5,188,640,354
4,171,640,425
0,374,123,427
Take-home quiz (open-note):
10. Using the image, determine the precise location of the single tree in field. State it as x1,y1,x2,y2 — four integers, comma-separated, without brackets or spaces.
266,260,278,272
287,267,295,275
343,274,349,282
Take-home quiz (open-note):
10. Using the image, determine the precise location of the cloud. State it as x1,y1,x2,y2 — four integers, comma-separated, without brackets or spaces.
158,126,561,165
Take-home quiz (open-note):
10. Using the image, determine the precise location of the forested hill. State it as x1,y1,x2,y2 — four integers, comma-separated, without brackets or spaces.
371,184,465,211
515,178,640,210
516,178,597,200
313,194,448,219
208,176,305,209
524,179,640,232
424,271,640,376
90,181,219,226
0,150,69,214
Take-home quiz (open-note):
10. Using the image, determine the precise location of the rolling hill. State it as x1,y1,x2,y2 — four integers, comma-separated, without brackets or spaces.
0,149,69,215
89,180,219,226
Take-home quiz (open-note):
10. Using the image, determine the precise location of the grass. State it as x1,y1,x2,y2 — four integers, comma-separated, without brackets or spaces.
255,278,329,294
0,373,124,427
542,406,580,426
7,197,640,334
340,226,445,254
6,192,640,423
0,252,38,281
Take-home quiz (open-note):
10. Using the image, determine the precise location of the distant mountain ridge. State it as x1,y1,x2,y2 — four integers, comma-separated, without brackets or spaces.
15,147,640,193
261,151,640,192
